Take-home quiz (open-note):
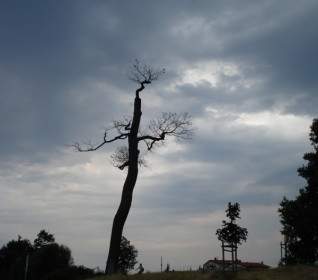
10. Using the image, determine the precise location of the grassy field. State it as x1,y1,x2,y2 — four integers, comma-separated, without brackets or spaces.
87,265,318,280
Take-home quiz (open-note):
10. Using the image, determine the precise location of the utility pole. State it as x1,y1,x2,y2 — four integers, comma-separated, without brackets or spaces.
24,254,29,280
161,256,163,272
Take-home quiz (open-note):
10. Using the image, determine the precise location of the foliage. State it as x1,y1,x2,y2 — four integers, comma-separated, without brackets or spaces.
30,243,73,280
279,118,318,264
0,230,93,280
34,229,55,249
118,236,138,274
216,202,248,245
0,236,33,280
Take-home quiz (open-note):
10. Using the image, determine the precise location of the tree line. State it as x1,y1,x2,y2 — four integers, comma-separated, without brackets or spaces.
0,230,95,280
279,118,318,264
0,230,139,280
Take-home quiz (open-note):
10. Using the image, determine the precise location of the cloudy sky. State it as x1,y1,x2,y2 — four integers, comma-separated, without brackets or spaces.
1,0,317,271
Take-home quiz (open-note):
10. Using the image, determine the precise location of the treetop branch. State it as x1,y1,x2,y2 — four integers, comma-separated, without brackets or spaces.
129,59,165,97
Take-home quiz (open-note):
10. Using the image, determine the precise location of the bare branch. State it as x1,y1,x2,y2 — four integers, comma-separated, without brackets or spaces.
138,112,193,151
72,124,129,152
129,59,165,85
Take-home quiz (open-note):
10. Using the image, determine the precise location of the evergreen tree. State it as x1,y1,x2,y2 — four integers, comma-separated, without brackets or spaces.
216,202,248,246
279,118,318,264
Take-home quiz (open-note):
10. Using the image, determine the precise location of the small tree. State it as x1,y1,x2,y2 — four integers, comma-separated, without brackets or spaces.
216,202,248,245
216,202,248,271
117,236,138,274
74,60,192,274
279,118,318,264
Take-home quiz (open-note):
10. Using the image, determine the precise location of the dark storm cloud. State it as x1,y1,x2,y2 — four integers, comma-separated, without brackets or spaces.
1,0,317,160
0,1,83,158
88,0,318,116
222,2,318,115
0,1,130,160
164,0,318,114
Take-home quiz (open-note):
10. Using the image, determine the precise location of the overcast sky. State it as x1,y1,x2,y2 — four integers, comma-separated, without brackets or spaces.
1,0,317,271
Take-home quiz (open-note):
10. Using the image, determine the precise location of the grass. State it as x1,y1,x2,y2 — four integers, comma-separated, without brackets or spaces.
87,265,318,280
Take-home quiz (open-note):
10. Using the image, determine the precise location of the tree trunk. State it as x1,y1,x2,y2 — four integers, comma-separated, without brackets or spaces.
105,93,142,274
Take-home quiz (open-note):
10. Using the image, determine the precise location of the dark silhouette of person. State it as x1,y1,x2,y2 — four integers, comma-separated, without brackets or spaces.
137,263,144,274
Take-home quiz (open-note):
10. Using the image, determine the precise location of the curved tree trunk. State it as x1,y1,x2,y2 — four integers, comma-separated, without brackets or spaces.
105,92,142,274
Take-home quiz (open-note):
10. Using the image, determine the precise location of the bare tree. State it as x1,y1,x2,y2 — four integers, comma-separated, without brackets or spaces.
73,60,192,274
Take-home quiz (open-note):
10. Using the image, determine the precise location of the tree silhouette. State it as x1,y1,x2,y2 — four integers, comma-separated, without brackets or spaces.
117,236,138,274
216,202,247,271
30,243,72,280
0,236,33,280
279,118,318,264
34,229,55,249
216,202,248,246
74,60,193,274
0,231,94,280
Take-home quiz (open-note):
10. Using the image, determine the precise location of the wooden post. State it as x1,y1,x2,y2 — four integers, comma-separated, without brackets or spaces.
222,240,225,271
284,236,287,260
231,243,234,272
234,245,237,271
24,254,29,280
221,241,239,272
161,256,163,272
